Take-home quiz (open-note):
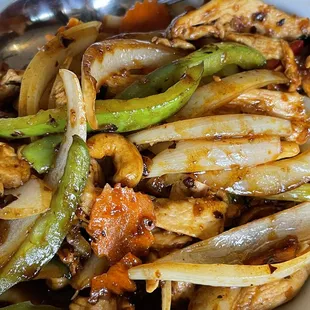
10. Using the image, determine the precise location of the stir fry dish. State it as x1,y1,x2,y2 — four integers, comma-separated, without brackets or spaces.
1,0,310,309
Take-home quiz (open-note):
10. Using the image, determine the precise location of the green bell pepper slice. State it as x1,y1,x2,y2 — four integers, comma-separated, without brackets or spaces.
21,135,63,173
0,135,90,295
0,64,203,139
117,42,266,100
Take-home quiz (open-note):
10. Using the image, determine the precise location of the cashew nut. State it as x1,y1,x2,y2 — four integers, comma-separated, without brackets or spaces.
87,133,143,188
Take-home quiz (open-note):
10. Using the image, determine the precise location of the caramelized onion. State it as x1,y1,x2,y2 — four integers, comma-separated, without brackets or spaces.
81,39,182,129
19,21,100,116
171,70,288,121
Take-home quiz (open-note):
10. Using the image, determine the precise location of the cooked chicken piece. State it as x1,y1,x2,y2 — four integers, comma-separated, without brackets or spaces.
0,143,30,190
281,40,302,92
105,74,142,97
189,268,309,310
0,69,23,107
151,228,193,252
223,33,300,91
154,198,227,239
169,177,221,200
168,0,310,41
151,36,196,50
225,33,283,60
172,281,195,305
70,296,117,310
226,89,308,121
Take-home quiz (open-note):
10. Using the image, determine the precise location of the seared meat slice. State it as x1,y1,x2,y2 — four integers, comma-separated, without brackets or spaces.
168,0,310,41
151,36,196,50
0,69,23,107
0,142,30,191
189,268,309,310
281,40,302,92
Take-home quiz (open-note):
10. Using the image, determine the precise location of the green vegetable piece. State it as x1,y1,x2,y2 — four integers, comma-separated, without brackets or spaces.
34,257,71,280
1,302,60,310
117,42,266,100
0,64,203,139
265,184,310,202
0,136,90,294
21,135,63,173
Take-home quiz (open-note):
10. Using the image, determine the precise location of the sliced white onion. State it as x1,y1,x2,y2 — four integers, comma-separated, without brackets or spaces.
147,137,282,178
129,202,310,285
129,115,293,145
19,21,100,116
156,202,310,264
0,178,52,220
162,280,172,310
195,149,310,196
81,39,183,129
265,184,310,202
227,89,308,121
129,250,310,287
45,69,87,189
0,215,38,268
171,70,288,121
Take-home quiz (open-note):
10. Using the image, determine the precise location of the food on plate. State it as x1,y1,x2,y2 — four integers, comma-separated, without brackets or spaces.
0,0,309,309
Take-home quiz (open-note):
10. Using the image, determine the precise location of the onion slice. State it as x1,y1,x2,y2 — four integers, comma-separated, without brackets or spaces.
19,21,100,116
0,178,52,220
161,280,172,310
265,184,310,202
128,251,310,286
171,70,288,121
146,137,282,178
129,115,293,145
45,69,87,189
81,39,183,129
195,149,310,196
129,202,310,286
157,202,310,264
0,216,38,268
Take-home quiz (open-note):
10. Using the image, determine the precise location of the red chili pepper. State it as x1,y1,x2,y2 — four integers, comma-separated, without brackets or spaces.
290,40,304,56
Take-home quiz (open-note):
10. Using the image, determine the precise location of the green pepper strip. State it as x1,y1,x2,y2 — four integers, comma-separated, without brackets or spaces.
0,136,90,295
21,135,63,173
117,42,266,100
0,64,203,139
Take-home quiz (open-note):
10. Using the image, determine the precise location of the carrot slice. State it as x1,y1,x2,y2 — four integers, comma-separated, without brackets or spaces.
90,253,141,302
121,0,172,32
87,184,155,263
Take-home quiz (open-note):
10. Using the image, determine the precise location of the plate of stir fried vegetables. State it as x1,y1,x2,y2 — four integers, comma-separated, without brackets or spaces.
0,0,310,309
